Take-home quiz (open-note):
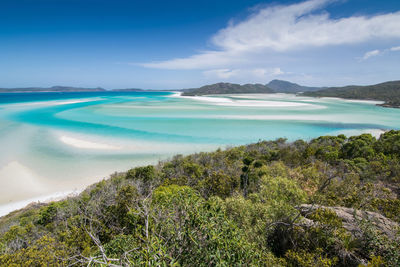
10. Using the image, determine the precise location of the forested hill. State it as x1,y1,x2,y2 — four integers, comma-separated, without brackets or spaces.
0,86,106,93
266,79,322,93
303,81,400,108
1,131,400,266
181,82,274,96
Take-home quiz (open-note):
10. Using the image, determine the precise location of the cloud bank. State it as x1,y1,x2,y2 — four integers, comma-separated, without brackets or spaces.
142,0,400,70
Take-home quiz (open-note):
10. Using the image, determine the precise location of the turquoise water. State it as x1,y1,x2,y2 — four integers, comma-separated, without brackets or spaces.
0,91,399,214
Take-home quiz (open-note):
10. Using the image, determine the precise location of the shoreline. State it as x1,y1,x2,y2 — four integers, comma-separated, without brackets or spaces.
0,190,79,217
0,92,397,218
178,91,393,108
300,94,398,109
0,128,388,218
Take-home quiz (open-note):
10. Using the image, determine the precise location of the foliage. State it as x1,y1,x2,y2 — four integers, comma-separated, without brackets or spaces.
0,132,400,266
182,82,274,96
303,80,400,108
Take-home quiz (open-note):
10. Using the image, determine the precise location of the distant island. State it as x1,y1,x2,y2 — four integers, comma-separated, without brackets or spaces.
2,80,400,108
0,86,106,93
181,82,274,96
266,79,322,93
302,80,400,108
181,80,322,96
0,86,169,93
182,80,400,108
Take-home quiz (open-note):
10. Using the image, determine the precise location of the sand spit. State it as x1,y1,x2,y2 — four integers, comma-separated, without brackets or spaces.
60,135,121,150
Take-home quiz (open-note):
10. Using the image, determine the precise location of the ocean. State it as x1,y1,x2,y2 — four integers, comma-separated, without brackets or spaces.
0,91,399,215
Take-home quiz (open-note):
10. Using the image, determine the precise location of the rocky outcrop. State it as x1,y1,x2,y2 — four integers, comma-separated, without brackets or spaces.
298,204,399,237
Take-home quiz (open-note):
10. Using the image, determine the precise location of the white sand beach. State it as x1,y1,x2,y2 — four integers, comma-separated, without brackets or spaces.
333,129,386,139
0,161,78,216
60,135,121,150
0,159,117,217
0,190,78,217
321,97,384,105
179,94,320,108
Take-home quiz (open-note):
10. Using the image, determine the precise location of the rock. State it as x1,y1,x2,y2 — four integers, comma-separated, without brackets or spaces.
298,204,399,237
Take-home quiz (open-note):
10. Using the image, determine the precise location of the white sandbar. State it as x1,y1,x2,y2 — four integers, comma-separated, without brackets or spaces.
60,135,121,150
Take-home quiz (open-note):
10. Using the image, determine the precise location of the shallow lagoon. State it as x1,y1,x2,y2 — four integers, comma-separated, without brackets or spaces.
0,91,399,215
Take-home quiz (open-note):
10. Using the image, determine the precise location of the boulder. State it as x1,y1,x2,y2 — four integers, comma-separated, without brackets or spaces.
298,204,399,237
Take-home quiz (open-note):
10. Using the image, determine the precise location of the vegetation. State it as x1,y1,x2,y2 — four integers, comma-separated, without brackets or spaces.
267,80,322,93
303,80,400,108
182,80,323,96
1,131,400,266
182,82,274,96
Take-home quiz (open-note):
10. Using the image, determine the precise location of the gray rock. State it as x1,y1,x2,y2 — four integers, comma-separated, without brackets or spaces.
298,204,399,237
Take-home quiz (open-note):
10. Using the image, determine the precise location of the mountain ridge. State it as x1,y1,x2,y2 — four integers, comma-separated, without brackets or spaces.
266,79,322,93
181,82,274,96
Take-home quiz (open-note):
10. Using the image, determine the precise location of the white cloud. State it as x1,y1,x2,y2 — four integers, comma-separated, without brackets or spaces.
142,0,400,70
203,68,284,81
362,50,381,60
270,67,285,76
360,45,400,60
142,50,243,70
203,69,239,79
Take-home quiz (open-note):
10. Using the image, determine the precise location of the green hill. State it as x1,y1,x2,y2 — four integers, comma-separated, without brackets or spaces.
182,82,274,96
267,79,322,93
1,131,400,266
303,81,400,108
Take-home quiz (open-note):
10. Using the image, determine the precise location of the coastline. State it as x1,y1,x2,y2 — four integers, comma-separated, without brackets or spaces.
377,103,400,109
0,127,387,218
0,190,78,217
300,94,398,109
0,92,397,218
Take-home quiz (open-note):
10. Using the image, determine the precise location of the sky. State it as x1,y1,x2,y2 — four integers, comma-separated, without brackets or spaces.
1,0,400,89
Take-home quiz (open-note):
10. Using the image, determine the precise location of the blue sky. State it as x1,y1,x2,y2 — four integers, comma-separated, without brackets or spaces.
1,0,400,89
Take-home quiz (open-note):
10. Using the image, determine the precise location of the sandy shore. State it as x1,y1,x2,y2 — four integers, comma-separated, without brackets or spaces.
334,129,386,139
0,161,80,216
0,159,113,217
0,190,78,217
177,94,320,108
60,135,121,150
320,97,385,105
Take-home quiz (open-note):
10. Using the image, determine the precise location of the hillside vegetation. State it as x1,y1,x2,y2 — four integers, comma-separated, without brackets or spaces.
303,81,400,108
1,131,400,266
182,82,274,96
267,80,322,93
181,80,322,96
